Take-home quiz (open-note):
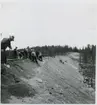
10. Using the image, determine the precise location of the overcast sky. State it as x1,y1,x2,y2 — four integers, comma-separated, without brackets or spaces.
0,0,96,49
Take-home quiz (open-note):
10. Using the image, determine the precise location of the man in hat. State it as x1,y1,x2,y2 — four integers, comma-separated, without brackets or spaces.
1,36,14,67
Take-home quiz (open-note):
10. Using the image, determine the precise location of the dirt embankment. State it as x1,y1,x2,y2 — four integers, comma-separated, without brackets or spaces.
1,53,95,104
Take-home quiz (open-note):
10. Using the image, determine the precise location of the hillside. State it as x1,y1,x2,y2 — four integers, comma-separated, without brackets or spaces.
1,52,95,104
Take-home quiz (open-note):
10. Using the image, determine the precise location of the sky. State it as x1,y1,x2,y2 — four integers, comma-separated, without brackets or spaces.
0,0,96,49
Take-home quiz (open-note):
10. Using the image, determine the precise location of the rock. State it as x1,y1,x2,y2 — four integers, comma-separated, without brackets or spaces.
49,92,52,94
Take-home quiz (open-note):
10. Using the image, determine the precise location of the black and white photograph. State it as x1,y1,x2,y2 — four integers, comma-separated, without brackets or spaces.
0,0,96,104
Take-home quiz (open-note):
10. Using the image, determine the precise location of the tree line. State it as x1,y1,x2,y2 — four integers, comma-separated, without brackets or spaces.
33,45,79,57
79,44,96,64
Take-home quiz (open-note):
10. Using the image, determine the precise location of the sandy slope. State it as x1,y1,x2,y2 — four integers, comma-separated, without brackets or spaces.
1,53,95,104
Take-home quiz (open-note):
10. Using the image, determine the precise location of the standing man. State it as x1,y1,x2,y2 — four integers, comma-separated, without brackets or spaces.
1,36,14,67
24,48,28,58
27,46,32,60
13,47,18,59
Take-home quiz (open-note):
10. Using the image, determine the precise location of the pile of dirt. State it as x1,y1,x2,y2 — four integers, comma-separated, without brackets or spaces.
8,83,37,97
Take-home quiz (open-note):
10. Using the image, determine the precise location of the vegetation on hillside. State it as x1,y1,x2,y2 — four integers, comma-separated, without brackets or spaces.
79,44,96,89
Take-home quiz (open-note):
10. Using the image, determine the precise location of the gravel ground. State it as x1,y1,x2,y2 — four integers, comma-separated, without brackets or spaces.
1,53,95,104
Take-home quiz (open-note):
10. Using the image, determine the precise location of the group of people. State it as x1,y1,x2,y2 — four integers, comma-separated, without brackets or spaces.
13,46,43,64
1,36,43,68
